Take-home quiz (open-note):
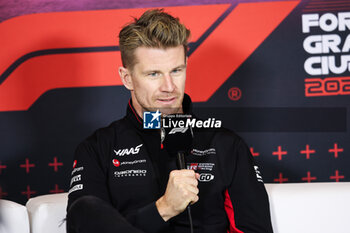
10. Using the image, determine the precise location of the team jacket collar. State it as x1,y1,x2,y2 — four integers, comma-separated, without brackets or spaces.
126,94,193,131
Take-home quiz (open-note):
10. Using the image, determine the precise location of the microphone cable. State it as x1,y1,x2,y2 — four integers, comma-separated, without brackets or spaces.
177,152,194,233
162,123,195,233
187,205,194,233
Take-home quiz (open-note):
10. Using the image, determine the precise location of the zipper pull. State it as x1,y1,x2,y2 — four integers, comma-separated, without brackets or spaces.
160,127,165,149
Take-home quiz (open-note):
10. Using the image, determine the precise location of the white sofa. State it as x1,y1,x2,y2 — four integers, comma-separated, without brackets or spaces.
2,182,350,233
265,182,350,233
0,199,30,233
26,193,67,233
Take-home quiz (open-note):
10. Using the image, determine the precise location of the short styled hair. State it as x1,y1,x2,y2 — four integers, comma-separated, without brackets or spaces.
118,9,191,69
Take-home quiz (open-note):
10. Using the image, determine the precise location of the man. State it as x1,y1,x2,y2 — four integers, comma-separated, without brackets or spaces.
66,9,273,233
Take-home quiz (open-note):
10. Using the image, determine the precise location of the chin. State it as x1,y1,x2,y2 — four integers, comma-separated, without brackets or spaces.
159,106,182,115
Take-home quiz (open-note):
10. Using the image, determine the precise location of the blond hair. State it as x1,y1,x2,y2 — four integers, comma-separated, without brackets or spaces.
119,9,191,69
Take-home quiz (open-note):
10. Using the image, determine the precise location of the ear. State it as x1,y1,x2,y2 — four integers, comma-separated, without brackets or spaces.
118,66,133,91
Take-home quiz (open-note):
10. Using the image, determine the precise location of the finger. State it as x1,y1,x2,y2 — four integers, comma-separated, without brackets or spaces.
180,185,199,198
189,194,199,205
178,176,198,186
186,184,199,195
195,173,200,180
178,169,196,177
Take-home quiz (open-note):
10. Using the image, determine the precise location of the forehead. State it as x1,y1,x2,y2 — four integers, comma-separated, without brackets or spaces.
133,46,185,71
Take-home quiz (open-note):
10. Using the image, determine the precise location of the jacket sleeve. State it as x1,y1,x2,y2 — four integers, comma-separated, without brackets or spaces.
67,131,168,233
225,139,273,233
67,139,111,210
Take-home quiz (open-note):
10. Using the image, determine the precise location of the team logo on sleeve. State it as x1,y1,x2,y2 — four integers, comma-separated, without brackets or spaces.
71,166,84,175
69,184,83,194
254,166,264,183
70,174,81,186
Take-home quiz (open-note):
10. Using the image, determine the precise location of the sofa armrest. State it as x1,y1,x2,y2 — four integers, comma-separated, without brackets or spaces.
0,199,30,233
265,182,350,233
26,193,68,233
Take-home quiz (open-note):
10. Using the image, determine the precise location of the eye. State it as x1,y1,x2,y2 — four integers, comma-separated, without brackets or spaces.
171,68,182,74
148,72,160,77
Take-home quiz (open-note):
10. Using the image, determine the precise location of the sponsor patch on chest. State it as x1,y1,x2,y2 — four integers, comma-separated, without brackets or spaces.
198,173,215,182
191,148,216,156
114,170,147,177
187,162,215,171
113,144,143,156
112,159,146,167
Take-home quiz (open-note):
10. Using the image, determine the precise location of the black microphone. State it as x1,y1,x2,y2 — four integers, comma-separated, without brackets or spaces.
162,119,194,233
162,115,193,157
162,125,193,169
176,151,186,170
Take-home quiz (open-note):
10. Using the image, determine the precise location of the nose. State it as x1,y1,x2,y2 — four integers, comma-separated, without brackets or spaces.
160,74,175,93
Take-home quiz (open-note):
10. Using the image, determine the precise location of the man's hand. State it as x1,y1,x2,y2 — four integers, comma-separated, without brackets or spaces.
156,170,200,221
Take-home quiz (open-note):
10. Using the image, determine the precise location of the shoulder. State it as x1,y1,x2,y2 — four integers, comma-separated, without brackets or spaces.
82,117,130,145
194,126,243,147
213,127,242,142
74,118,130,167
75,117,132,158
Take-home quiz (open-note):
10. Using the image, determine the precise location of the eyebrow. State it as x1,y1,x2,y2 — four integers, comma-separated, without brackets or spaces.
172,64,187,70
142,64,187,75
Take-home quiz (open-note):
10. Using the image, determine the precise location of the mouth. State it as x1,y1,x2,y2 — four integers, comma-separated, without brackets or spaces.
157,97,177,105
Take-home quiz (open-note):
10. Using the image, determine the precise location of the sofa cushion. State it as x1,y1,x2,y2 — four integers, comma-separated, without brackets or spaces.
265,182,350,233
0,199,30,233
26,193,68,233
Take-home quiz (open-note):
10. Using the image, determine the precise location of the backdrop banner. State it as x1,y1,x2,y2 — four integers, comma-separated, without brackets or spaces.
0,0,349,204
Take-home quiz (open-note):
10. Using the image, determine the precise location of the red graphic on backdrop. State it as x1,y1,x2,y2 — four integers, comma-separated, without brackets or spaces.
302,171,317,183
250,147,259,157
305,76,350,97
0,186,8,199
0,2,300,111
21,185,36,199
274,173,288,183
49,184,64,194
272,146,287,161
300,144,316,159
330,170,345,182
228,87,242,101
48,157,64,172
329,143,343,158
19,158,35,173
302,1,350,12
112,159,120,167
0,161,7,174
73,160,77,168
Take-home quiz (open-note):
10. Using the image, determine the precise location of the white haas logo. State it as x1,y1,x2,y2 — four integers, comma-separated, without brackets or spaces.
114,144,143,156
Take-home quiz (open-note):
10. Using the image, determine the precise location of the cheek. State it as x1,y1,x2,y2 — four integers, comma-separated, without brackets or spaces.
175,76,186,90
134,80,157,98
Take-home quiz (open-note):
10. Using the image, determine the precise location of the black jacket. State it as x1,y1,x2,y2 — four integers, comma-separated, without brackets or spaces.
67,95,273,233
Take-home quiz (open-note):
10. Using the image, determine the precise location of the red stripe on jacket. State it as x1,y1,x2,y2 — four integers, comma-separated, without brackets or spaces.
224,189,244,233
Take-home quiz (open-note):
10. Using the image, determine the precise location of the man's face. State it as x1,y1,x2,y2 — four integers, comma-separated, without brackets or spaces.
120,45,187,116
